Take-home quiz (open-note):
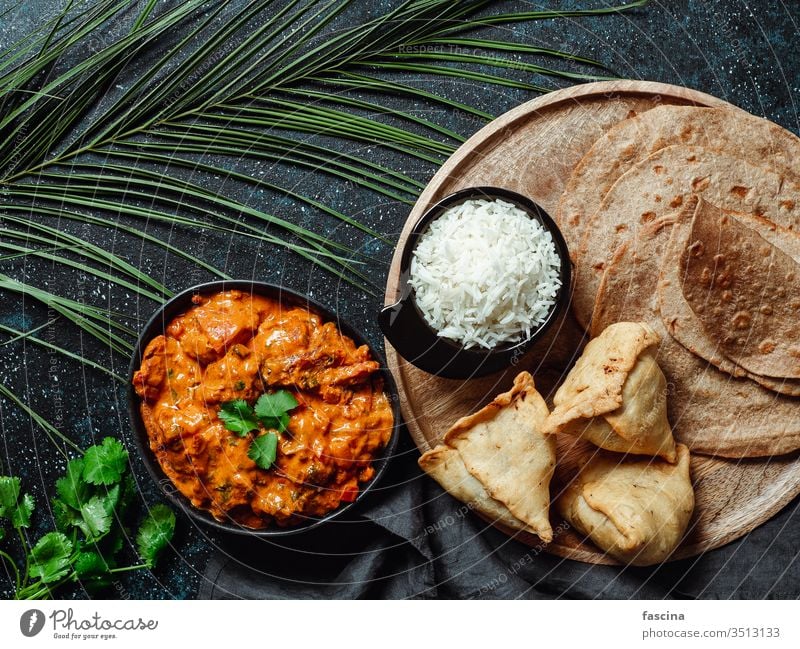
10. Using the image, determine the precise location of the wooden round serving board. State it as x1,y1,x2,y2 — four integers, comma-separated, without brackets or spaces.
383,81,800,565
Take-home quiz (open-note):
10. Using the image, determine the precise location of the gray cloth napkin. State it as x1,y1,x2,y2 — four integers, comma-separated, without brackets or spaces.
199,434,800,599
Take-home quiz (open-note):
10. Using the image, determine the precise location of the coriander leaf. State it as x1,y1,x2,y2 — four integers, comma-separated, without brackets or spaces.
18,493,35,528
52,498,85,536
248,432,278,470
258,412,291,433
103,530,124,560
254,390,298,429
0,527,5,541
278,411,289,431
73,551,108,578
136,504,176,568
0,476,35,528
218,399,259,436
257,416,278,431
79,496,113,538
56,458,89,509
100,484,121,515
117,474,136,517
82,438,128,486
29,532,74,584
0,477,14,518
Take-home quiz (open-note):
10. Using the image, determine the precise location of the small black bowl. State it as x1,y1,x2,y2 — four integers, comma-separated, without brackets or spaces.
128,280,401,537
380,187,571,379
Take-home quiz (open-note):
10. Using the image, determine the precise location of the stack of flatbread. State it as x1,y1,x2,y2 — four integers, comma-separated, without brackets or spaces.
418,371,556,542
557,105,800,458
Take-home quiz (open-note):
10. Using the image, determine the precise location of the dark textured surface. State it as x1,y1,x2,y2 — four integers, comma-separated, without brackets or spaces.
200,432,800,600
0,0,798,600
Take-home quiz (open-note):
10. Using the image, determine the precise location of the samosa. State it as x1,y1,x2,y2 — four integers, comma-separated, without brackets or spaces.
419,372,556,542
557,444,694,566
545,322,677,462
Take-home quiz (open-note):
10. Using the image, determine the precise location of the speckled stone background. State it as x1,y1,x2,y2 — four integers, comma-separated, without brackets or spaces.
0,0,798,599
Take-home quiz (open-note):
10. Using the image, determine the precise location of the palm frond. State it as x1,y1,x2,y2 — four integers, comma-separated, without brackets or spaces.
0,0,648,449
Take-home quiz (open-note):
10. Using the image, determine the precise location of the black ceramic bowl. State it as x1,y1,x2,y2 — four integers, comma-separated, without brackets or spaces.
379,187,571,379
128,280,401,537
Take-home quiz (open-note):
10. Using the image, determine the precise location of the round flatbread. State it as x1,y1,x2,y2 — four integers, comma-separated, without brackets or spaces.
592,211,800,458
659,200,800,395
558,105,800,329
573,145,800,329
679,206,800,379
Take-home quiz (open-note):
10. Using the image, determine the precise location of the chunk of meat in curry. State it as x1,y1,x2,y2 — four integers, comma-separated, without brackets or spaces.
132,291,393,528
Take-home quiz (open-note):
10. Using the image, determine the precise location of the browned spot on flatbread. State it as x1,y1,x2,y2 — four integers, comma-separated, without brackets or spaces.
651,137,668,151
680,200,800,379
731,311,751,330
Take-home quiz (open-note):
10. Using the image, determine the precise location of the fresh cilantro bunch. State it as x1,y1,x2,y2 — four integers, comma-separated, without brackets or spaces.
0,437,176,600
218,390,298,470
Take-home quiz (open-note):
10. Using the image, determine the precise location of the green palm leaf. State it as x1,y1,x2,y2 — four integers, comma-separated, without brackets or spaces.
0,0,648,450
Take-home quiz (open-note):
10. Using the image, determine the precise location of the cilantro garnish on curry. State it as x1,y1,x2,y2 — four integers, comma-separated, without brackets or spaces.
132,290,393,528
218,391,298,470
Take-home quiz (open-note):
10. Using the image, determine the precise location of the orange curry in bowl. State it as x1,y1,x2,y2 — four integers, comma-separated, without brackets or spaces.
132,290,394,528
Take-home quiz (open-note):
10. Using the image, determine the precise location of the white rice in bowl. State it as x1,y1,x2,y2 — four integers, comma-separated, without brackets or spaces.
408,198,562,349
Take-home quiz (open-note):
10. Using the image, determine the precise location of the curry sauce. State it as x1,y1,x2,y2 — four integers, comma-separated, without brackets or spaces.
133,290,393,528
